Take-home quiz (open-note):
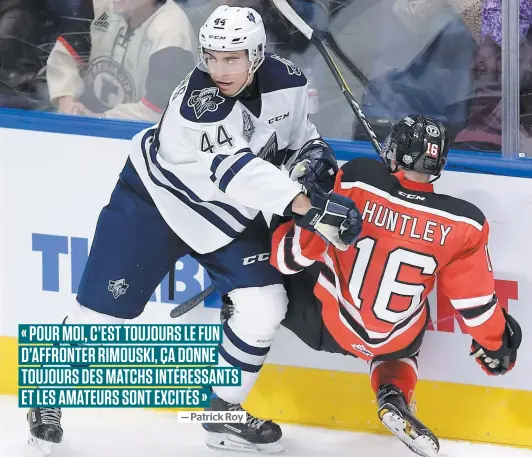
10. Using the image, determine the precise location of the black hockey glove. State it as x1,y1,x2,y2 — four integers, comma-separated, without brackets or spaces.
470,308,522,376
294,182,362,251
289,139,338,193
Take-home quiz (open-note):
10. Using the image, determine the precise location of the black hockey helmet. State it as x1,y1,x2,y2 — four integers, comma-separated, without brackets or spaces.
380,115,449,179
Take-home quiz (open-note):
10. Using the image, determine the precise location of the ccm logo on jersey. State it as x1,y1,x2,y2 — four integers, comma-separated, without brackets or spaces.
398,191,425,201
268,113,289,124
352,344,373,357
243,253,270,265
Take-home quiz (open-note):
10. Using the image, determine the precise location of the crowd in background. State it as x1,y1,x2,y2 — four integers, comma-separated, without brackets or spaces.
0,0,530,156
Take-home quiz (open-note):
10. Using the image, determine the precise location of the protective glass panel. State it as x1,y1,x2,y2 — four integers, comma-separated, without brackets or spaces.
0,0,526,162
517,0,532,157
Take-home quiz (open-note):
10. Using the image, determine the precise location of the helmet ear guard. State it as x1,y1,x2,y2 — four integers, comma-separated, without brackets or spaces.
380,115,450,180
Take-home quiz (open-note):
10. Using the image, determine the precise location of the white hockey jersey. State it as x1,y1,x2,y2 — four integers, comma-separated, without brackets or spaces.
129,54,320,254
47,0,196,122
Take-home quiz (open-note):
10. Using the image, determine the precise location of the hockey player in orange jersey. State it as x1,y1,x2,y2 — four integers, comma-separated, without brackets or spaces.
269,115,522,457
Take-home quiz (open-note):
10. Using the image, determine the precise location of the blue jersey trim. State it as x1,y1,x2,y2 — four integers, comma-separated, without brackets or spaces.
140,129,250,235
1,108,532,178
218,153,257,192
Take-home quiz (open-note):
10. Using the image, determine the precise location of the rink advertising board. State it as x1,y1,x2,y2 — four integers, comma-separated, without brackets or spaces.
1,110,532,447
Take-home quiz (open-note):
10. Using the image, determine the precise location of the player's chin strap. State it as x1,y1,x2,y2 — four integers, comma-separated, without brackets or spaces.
231,75,254,98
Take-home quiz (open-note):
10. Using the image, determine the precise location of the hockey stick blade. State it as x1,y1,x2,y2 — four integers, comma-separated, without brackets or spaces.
169,284,216,318
271,0,384,158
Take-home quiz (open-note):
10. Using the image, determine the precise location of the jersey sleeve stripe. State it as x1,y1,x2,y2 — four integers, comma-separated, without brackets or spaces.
209,148,252,179
457,295,498,328
460,302,497,327
141,130,247,237
272,221,301,275
209,154,230,180
292,226,315,267
146,130,253,227
57,36,83,65
450,295,494,310
458,300,496,320
275,233,302,275
283,225,310,272
218,153,258,192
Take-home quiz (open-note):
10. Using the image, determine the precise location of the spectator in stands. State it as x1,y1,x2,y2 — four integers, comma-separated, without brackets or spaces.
46,0,196,122
0,0,91,111
328,0,478,142
454,0,532,154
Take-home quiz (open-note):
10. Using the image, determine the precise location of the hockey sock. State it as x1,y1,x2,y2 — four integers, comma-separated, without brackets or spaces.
370,357,418,404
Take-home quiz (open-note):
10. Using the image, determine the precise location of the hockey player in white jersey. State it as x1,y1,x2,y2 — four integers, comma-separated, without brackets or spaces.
27,5,362,455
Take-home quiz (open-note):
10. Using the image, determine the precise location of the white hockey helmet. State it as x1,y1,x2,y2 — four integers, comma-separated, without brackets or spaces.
199,5,266,77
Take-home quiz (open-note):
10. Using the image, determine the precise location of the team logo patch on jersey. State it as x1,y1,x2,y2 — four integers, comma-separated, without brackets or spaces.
242,110,255,142
187,87,225,119
271,54,302,76
108,279,129,299
426,124,440,137
258,133,281,167
84,57,135,109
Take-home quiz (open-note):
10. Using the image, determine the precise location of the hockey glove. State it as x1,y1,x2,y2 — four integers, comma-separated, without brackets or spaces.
470,308,522,376
289,139,338,193
294,183,362,251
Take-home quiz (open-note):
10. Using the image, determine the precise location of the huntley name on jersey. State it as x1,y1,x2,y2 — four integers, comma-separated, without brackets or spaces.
360,199,453,246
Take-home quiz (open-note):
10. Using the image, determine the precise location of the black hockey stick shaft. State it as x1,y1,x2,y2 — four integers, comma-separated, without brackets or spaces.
310,36,383,156
169,284,216,318
322,32,370,87
271,0,384,159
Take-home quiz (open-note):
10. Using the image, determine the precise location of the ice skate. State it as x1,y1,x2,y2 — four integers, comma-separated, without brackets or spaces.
203,393,283,453
377,384,439,457
27,408,63,456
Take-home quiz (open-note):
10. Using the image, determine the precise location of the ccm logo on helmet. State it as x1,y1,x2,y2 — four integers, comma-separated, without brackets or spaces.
398,191,425,201
209,35,226,40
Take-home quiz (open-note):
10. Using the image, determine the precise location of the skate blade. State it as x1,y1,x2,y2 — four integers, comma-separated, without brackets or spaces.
206,432,284,454
27,433,55,456
380,411,439,457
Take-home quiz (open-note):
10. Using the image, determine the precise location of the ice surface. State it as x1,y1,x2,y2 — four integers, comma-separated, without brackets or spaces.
1,395,530,457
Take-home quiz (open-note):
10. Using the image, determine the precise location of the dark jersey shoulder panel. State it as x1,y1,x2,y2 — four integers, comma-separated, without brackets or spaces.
259,53,308,94
179,67,236,123
339,157,486,227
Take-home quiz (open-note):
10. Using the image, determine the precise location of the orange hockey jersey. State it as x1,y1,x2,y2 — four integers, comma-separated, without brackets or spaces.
271,158,506,361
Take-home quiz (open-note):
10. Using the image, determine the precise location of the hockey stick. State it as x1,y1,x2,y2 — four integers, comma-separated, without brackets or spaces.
169,284,216,318
271,0,384,159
